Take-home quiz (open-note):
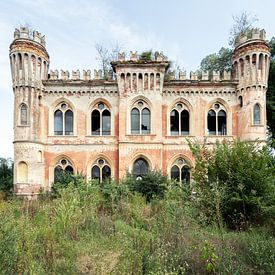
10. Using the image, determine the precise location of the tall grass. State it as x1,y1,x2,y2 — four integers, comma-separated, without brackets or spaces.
0,181,274,274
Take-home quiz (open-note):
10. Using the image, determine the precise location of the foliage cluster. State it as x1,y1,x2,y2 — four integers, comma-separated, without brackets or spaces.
200,47,232,75
0,158,13,198
189,140,275,230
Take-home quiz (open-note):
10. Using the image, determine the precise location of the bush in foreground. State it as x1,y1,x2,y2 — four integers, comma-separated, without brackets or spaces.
189,139,275,229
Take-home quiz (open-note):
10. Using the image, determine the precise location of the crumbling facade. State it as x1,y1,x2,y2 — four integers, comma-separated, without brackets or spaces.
9,27,270,195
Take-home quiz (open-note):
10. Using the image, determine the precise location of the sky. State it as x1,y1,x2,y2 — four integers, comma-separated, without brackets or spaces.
0,0,275,158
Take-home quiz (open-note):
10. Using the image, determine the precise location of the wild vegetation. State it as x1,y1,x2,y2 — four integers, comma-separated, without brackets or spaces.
0,141,274,274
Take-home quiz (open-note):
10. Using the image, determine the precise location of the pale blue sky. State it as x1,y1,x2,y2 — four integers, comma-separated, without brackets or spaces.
1,0,275,158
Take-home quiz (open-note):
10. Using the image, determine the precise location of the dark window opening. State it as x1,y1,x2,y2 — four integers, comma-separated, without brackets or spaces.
181,110,189,135
102,109,111,135
102,165,111,180
171,165,180,181
170,110,179,135
218,110,227,135
181,166,190,184
207,109,216,135
91,109,100,135
239,96,243,107
91,165,100,180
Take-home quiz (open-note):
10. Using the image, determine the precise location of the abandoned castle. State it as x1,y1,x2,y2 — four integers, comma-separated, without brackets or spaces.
10,27,270,195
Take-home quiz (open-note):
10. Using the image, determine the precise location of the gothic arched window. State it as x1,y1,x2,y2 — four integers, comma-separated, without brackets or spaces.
170,102,190,135
91,158,111,182
170,158,190,184
20,103,28,125
253,103,261,125
54,102,74,135
131,100,151,134
207,103,227,135
54,158,74,181
91,102,111,135
133,158,149,179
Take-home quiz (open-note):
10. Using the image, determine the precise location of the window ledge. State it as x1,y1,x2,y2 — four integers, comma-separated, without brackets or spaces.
86,135,115,137
205,135,233,138
48,135,78,138
125,134,157,137
166,135,192,138
17,125,30,127
251,124,264,127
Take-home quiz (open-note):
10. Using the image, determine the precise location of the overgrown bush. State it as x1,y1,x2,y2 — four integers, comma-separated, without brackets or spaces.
0,158,13,197
189,139,275,229
51,171,85,197
124,170,169,202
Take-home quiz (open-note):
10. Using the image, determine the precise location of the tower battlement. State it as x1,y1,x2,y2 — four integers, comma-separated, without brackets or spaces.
234,28,266,47
13,27,46,47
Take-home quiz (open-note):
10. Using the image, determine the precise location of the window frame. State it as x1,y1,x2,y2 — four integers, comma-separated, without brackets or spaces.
170,158,191,184
132,157,149,179
54,158,74,181
207,103,227,136
91,158,112,182
253,103,261,125
90,102,111,136
169,102,190,136
53,102,74,136
130,100,151,135
19,103,29,126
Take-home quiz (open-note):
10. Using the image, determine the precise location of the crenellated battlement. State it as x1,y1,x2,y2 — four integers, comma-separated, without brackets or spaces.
47,68,233,82
166,70,232,82
13,27,46,47
116,51,168,62
234,28,266,47
48,69,114,81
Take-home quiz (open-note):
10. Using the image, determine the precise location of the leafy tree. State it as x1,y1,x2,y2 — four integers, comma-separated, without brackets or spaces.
0,158,13,195
189,140,275,229
200,47,232,75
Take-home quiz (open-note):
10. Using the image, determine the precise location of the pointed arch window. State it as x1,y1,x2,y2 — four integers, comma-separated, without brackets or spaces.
91,158,111,182
20,103,28,125
91,102,111,135
170,158,190,184
133,158,149,180
170,103,189,135
54,158,74,181
54,102,74,135
131,100,151,134
253,103,261,125
207,103,227,135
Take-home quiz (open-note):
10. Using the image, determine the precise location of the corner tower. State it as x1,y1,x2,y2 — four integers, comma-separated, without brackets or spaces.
9,27,50,196
232,29,270,141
